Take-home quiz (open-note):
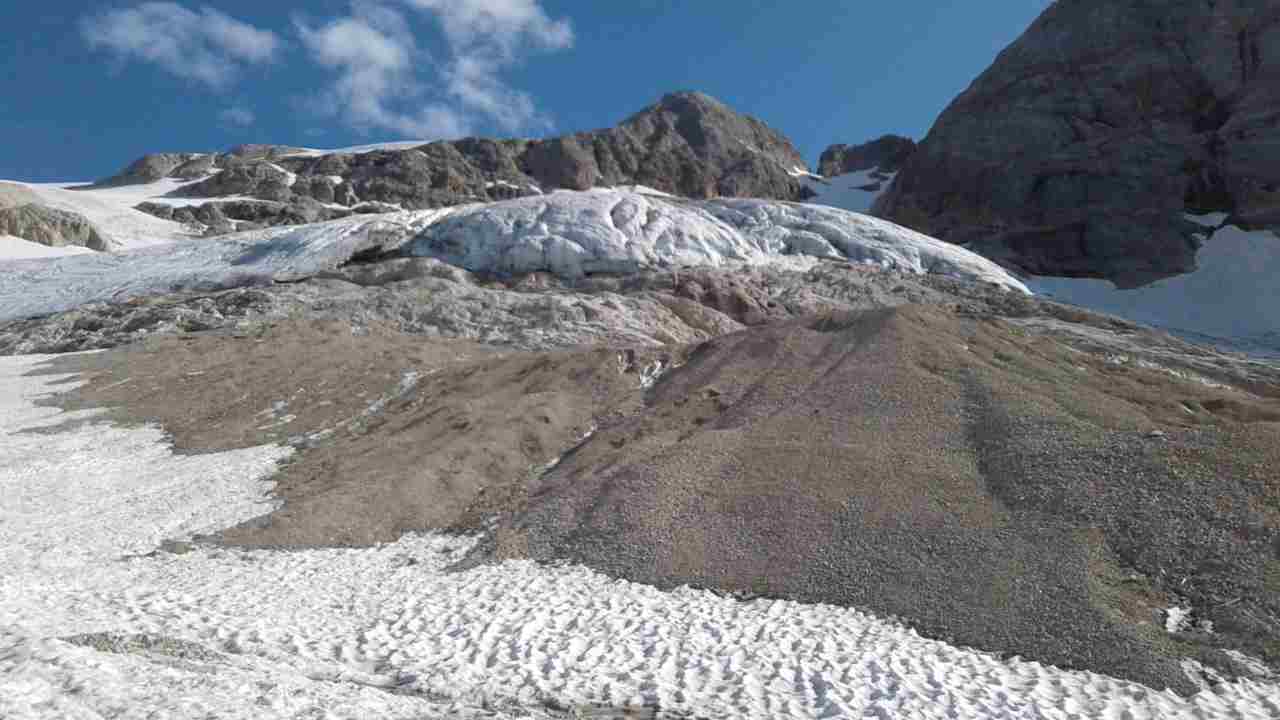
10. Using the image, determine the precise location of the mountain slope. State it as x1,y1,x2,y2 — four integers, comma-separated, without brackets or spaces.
86,92,812,236
874,0,1280,288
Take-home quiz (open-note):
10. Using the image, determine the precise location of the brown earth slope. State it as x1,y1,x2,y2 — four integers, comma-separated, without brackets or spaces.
487,305,1280,693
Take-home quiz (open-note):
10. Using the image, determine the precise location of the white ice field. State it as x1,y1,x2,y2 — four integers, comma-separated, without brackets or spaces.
2,354,1278,720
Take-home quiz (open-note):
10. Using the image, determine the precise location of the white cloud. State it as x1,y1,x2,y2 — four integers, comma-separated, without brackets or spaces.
297,0,573,139
81,3,281,89
219,106,256,127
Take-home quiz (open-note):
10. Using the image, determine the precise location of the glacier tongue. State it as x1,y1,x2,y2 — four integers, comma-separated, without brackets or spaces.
410,189,1029,291
0,189,1027,325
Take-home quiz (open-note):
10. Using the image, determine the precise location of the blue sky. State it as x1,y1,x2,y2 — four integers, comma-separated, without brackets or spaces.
0,1,1052,182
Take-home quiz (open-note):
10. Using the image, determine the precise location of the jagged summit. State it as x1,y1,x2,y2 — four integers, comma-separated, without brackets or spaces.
85,91,812,236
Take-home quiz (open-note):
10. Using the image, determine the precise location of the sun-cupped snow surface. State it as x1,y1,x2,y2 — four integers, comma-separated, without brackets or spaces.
410,189,1029,292
3,355,1278,719
802,168,896,214
1030,220,1280,357
0,210,453,324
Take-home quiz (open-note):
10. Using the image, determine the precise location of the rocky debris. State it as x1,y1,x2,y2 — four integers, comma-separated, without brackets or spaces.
135,197,351,234
487,304,1280,694
0,181,39,210
0,204,110,251
87,153,209,188
29,285,1280,694
817,135,917,177
874,0,1280,288
169,160,296,201
90,91,812,237
0,288,279,355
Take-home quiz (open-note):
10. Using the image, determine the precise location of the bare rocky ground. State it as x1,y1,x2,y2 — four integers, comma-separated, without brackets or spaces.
7,258,1280,696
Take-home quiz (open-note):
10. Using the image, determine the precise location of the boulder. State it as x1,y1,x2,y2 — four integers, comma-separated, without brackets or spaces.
0,204,110,251
0,182,39,210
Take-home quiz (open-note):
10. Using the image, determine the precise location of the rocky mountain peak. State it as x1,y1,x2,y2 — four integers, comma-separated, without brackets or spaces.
874,0,1280,288
818,135,917,178
91,91,812,236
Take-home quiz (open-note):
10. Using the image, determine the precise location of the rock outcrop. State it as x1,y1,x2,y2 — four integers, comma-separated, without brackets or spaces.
874,0,1280,287
0,204,109,251
101,92,812,236
0,182,39,210
817,135,916,177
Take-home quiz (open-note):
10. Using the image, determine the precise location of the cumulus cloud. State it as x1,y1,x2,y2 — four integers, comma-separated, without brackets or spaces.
297,0,573,139
219,106,256,127
81,2,280,89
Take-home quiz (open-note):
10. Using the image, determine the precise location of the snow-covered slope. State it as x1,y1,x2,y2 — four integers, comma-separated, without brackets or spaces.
1031,218,1280,357
410,189,1027,291
0,190,1028,324
801,169,895,214
0,236,94,260
0,212,446,324
6,180,204,251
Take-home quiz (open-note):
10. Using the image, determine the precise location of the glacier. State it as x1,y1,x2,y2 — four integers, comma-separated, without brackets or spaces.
0,189,1028,324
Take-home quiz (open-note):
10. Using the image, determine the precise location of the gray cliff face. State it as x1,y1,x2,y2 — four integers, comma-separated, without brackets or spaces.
818,135,917,177
0,204,110,251
108,92,810,233
874,0,1280,287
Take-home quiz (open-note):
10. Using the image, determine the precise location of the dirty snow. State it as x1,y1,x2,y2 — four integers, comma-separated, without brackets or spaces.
2,353,1278,719
0,210,454,324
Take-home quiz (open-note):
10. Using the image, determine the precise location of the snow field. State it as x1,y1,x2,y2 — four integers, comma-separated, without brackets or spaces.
1030,221,1280,356
802,168,896,214
1,354,1278,719
0,235,94,260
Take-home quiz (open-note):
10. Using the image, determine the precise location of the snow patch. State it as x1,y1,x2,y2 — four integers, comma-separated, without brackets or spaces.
0,235,96,261
1030,223,1280,357
283,140,429,157
802,168,895,214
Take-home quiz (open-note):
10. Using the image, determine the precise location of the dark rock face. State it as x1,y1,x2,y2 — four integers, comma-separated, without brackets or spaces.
0,204,109,251
135,198,350,235
86,153,207,188
95,91,810,235
818,135,917,177
875,0,1280,287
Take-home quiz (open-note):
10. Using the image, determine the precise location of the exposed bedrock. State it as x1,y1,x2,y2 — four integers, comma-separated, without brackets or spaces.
875,0,1280,287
